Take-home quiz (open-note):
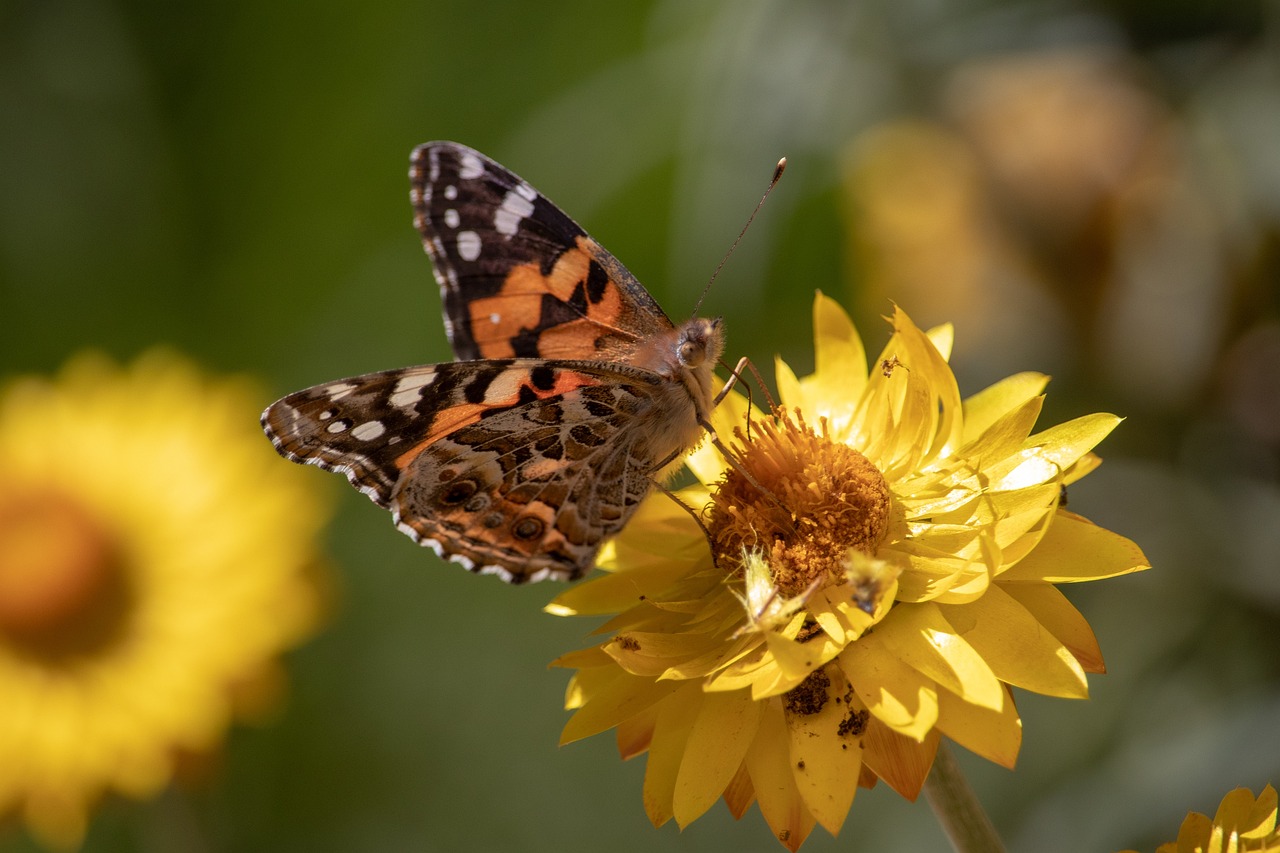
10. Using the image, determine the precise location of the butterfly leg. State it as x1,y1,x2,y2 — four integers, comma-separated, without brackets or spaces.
714,356,777,411
649,479,724,568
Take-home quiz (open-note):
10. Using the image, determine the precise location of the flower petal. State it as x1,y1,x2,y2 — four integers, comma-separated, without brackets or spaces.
616,702,658,760
673,690,764,827
935,685,1022,769
1023,413,1122,473
926,323,954,361
838,632,940,740
812,291,868,395
745,698,816,851
1000,511,1150,583
855,306,963,477
795,293,868,437
560,670,682,746
1215,784,1279,838
722,762,756,819
775,356,804,412
642,684,703,827
1002,582,1105,673
860,723,940,801
940,585,1088,699
961,372,1050,446
786,668,864,835
877,602,1005,711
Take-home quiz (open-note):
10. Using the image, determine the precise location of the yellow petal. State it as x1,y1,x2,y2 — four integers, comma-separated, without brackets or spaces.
673,690,763,827
926,323,954,361
775,356,805,412
616,703,658,760
722,762,756,819
1063,451,1103,485
838,632,940,740
1023,412,1122,473
959,396,1045,473
1242,784,1278,838
940,584,1089,699
961,372,1050,446
1002,582,1105,673
560,671,682,746
603,631,722,678
1216,784,1279,838
1000,511,1150,583
786,668,864,835
935,685,1022,769
877,602,1005,711
860,723,940,800
855,306,963,478
745,698,817,851
812,291,868,392
642,684,703,827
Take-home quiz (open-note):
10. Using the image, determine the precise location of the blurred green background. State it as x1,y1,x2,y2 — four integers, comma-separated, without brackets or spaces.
3,0,1279,850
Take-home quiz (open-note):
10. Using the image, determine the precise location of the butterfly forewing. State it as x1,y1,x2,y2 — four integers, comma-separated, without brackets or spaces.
410,142,674,363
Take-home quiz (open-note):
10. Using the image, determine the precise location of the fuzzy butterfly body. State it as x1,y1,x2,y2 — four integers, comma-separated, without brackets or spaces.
263,142,725,583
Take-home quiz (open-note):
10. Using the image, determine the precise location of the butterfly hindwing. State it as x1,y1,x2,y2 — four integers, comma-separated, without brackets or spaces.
409,141,675,362
262,359,672,582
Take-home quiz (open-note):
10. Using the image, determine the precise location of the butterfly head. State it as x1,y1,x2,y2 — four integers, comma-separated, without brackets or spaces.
676,317,725,370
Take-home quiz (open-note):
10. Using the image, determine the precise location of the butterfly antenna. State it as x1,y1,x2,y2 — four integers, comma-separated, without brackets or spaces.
691,156,787,317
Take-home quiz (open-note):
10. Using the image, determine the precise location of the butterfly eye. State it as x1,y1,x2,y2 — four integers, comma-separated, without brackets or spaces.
679,341,699,364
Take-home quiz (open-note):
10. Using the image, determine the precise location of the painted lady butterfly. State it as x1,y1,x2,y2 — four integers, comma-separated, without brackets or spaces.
263,142,728,583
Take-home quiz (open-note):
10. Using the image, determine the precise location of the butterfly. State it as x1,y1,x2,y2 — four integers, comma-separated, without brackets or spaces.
262,142,728,583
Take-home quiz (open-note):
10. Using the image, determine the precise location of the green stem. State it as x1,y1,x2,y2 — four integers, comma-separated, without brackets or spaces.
923,740,1006,853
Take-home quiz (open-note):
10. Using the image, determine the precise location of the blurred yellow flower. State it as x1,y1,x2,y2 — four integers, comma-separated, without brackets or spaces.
0,351,330,849
548,293,1149,850
1131,785,1280,853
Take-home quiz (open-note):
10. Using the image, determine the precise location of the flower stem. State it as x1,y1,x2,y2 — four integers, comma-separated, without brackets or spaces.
923,740,1006,853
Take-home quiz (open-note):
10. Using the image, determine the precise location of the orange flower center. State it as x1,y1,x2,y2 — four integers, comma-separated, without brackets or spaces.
708,410,892,596
0,488,131,661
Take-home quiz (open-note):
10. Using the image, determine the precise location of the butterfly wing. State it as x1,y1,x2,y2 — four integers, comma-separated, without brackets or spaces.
262,359,673,582
410,141,675,363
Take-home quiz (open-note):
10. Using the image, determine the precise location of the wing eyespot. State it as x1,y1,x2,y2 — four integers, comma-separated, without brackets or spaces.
512,517,545,541
438,478,480,506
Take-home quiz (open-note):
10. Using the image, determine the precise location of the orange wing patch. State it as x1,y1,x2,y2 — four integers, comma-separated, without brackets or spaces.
466,237,627,359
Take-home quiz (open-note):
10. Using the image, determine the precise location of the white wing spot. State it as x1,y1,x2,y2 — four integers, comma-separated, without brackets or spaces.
443,185,458,200
351,420,386,441
481,370,526,403
443,208,460,229
326,419,351,434
489,312,500,324
390,373,437,408
325,383,357,400
319,410,334,421
458,153,485,180
515,181,537,201
456,230,482,262
494,190,534,237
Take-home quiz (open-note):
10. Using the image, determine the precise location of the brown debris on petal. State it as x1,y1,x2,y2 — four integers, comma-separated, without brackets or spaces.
783,668,831,717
